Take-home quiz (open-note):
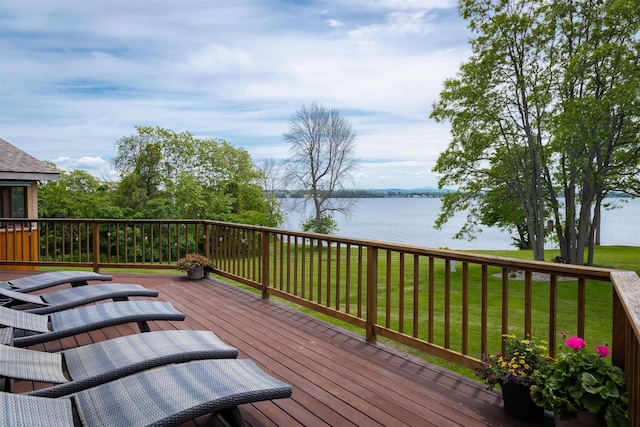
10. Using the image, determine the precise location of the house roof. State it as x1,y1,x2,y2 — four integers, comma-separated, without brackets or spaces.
0,138,60,181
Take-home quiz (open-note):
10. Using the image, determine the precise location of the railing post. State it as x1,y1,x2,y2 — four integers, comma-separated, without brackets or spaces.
204,223,211,258
366,246,378,343
91,222,100,272
261,230,270,300
612,290,626,371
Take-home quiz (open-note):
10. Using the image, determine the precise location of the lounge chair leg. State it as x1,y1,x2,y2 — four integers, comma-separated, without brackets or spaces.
70,281,90,287
218,407,247,427
137,321,151,332
2,377,11,393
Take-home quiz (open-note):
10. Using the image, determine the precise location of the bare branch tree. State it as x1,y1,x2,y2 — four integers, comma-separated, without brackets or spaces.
283,102,358,234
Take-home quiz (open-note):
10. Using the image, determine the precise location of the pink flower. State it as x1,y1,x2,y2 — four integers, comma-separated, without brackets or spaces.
566,336,587,350
596,345,610,358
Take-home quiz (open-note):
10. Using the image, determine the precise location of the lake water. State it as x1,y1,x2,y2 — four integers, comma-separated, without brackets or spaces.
280,197,640,250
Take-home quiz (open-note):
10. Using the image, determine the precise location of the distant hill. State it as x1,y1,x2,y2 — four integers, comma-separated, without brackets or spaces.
374,188,455,194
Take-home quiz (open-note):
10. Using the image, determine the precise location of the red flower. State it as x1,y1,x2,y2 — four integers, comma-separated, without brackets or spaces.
595,345,610,358
565,336,587,350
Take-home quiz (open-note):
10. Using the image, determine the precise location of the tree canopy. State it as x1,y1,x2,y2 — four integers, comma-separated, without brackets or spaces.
39,126,281,226
431,0,640,265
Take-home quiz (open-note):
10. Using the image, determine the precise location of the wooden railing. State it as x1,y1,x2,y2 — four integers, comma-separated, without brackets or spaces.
1,218,639,424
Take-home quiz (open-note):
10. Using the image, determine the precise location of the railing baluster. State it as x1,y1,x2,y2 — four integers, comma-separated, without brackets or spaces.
335,243,340,311
399,252,405,334
462,262,469,354
357,246,363,318
413,254,419,338
386,250,391,329
549,274,558,358
525,271,532,338
317,240,322,304
501,267,509,355
309,239,314,302
366,245,378,343
345,244,351,315
578,277,586,338
286,234,291,294
481,265,488,357
325,243,331,307
428,257,435,343
444,259,451,349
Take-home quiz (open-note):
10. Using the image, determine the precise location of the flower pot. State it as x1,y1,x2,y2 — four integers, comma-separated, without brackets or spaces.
554,411,602,426
186,266,204,280
500,382,544,421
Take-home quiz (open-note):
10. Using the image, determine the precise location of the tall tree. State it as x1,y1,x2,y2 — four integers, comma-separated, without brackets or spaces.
431,0,640,265
283,103,358,234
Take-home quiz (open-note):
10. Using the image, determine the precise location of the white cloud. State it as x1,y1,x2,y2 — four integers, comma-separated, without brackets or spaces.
184,45,254,75
326,19,346,28
52,156,116,180
0,0,470,190
349,11,434,40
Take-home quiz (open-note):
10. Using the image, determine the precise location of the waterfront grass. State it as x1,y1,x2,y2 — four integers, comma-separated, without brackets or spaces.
38,245,639,380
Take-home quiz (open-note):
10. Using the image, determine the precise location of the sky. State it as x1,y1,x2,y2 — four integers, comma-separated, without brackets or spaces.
0,0,472,189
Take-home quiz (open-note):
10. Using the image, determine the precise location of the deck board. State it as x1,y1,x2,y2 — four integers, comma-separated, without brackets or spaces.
1,270,552,426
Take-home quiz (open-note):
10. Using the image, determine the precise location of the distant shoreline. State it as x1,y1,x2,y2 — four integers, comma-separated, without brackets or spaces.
275,190,634,199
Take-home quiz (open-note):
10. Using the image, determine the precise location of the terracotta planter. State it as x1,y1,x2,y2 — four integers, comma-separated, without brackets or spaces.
554,411,602,426
186,266,204,280
500,382,544,421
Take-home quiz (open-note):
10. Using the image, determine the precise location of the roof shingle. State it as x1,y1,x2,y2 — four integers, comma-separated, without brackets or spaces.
0,138,60,181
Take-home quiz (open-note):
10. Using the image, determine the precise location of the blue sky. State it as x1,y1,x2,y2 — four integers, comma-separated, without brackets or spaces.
0,0,471,189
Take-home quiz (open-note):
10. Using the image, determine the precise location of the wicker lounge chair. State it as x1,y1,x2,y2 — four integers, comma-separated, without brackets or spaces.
0,283,159,314
1,359,292,427
0,301,185,347
0,329,238,397
0,271,112,293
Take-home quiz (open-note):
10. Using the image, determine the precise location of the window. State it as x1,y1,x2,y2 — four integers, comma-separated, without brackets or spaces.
1,185,28,218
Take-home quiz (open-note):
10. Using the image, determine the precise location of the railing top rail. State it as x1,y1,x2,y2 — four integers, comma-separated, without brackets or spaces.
2,217,614,282
610,270,640,340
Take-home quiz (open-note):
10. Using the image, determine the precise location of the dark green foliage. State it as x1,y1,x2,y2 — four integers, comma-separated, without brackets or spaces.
38,126,282,226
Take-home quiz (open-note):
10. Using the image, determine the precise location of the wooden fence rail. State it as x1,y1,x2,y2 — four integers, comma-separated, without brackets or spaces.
1,218,638,424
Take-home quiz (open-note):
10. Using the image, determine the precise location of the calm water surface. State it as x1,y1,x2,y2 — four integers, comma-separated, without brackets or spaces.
280,197,640,250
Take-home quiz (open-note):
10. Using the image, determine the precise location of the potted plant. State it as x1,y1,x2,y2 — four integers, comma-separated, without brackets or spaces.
531,335,628,426
175,253,214,279
475,334,552,420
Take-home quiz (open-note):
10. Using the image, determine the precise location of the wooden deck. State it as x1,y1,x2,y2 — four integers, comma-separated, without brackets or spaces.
2,271,554,426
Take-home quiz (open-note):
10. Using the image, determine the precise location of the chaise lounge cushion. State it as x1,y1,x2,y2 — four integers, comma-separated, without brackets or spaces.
0,301,185,347
1,330,239,397
0,359,293,427
1,271,112,293
0,283,159,314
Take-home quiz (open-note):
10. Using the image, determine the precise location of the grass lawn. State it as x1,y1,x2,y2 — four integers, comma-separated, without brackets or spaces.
35,245,639,381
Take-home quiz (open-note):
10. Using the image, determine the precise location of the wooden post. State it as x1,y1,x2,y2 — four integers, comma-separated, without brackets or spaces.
261,230,270,300
366,246,378,343
92,222,100,272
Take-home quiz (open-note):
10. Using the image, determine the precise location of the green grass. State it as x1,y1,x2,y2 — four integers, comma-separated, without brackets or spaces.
34,245,640,381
